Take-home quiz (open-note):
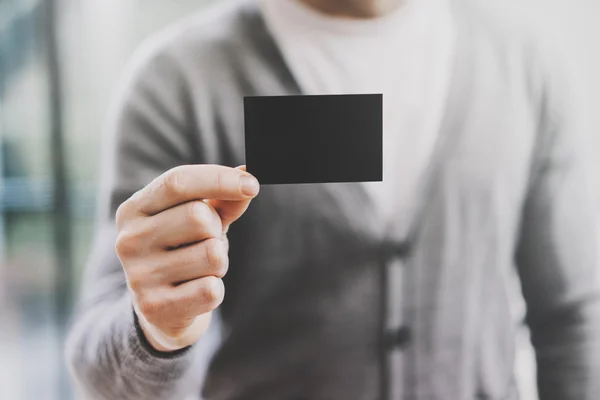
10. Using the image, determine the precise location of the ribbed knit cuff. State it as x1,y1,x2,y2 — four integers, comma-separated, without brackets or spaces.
132,309,193,359
115,295,194,388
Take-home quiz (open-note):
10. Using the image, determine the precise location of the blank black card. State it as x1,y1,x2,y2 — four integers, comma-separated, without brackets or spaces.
244,94,382,185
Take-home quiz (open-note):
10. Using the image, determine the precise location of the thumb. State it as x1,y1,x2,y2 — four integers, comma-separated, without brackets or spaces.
207,165,259,232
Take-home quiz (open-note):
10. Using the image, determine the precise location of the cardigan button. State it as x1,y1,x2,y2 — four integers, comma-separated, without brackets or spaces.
383,326,412,350
381,239,412,262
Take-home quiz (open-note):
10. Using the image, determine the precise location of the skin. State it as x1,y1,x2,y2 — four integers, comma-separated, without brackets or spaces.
116,165,259,351
119,0,403,352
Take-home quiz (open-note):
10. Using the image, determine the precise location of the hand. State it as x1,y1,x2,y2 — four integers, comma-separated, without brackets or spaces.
115,165,259,352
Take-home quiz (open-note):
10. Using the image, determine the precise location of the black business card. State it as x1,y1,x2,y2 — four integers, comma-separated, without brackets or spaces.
244,94,382,185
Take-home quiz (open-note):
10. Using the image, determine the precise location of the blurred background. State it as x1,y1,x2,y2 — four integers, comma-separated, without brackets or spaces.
0,0,598,399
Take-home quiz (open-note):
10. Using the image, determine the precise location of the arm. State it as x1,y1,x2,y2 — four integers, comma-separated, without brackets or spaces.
515,43,600,400
65,44,224,399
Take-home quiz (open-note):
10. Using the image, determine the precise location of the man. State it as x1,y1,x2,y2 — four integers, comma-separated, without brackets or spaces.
66,0,600,399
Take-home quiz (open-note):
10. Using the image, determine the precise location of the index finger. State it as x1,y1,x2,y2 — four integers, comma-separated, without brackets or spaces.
135,164,259,215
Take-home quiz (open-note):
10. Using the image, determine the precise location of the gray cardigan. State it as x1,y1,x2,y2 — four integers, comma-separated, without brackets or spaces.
66,1,600,399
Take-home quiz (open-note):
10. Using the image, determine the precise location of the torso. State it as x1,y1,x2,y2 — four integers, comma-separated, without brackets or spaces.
164,3,540,398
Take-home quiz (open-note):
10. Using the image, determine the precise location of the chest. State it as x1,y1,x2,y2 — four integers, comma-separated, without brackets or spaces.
192,36,539,287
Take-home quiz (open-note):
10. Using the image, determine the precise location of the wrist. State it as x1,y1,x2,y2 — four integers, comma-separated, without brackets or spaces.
133,304,211,352
133,304,188,351
131,307,192,361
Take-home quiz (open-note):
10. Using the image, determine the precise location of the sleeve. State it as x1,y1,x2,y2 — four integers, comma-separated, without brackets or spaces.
65,40,221,400
515,40,600,400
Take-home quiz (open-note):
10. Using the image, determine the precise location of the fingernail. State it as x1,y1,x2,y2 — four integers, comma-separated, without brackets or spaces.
240,175,259,196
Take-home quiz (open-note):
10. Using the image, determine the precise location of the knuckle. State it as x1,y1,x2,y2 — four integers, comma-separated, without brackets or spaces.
196,277,224,306
126,269,145,292
115,199,134,228
204,239,229,277
189,202,221,237
162,168,183,196
115,203,127,227
115,230,144,258
189,201,210,228
137,293,162,318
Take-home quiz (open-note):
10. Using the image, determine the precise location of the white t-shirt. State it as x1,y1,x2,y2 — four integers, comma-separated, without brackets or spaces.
261,0,456,231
